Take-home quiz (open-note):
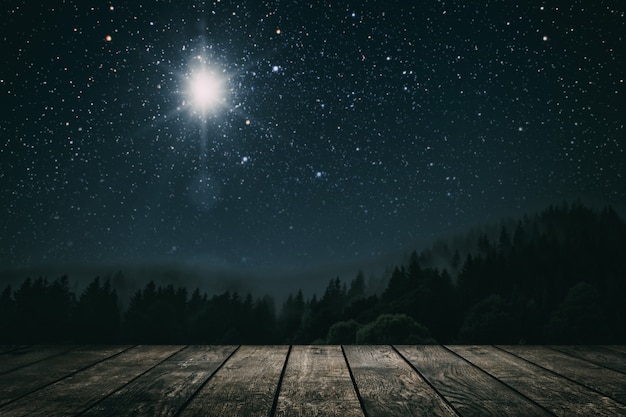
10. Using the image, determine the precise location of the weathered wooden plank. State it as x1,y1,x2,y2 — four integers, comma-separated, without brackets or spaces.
550,345,626,374
450,345,626,417
179,345,287,417
498,345,626,404
396,345,552,417
604,345,626,354
343,345,458,417
0,344,621,417
82,345,237,417
0,345,182,417
0,345,79,375
275,345,363,417
0,346,29,355
0,345,131,407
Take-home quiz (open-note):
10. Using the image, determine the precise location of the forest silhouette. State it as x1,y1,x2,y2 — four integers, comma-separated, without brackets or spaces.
1,202,624,344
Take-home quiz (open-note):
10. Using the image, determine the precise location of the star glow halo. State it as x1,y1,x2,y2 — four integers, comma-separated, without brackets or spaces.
186,67,227,116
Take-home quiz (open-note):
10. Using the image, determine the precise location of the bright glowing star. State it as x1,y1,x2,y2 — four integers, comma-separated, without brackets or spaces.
276,28,281,34
187,69,225,113
245,119,251,125
542,35,549,41
105,35,112,42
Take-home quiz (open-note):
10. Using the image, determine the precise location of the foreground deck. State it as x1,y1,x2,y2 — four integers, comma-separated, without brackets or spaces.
0,345,625,416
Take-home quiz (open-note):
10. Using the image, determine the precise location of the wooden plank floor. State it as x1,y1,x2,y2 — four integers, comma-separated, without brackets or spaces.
0,345,624,416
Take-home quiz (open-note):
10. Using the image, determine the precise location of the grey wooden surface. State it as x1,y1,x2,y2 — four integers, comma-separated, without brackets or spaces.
0,345,624,416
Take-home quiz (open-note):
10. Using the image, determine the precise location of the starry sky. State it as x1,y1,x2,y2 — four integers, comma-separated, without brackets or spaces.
1,0,624,275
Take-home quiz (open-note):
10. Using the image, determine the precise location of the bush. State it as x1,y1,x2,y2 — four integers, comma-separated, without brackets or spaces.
543,282,607,343
458,294,517,343
326,320,361,344
356,313,436,344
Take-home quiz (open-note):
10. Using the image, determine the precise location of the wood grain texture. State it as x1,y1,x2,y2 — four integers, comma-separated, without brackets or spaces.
275,345,363,417
550,345,626,374
179,345,288,417
449,345,626,417
498,345,626,404
0,345,78,374
343,345,458,417
395,345,552,417
604,345,626,354
0,344,131,406
0,345,182,417
82,345,237,417
0,345,29,355
0,345,620,416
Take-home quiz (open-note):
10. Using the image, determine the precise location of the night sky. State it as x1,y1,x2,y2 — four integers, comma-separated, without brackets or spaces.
1,1,624,275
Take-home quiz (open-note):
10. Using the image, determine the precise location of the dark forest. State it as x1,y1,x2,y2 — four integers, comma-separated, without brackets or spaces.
2,202,625,344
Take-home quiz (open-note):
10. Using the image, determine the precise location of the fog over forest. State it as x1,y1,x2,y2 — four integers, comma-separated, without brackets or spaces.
1,199,624,306
2,202,625,345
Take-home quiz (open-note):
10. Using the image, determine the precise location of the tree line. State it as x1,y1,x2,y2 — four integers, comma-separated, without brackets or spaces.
1,202,624,344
